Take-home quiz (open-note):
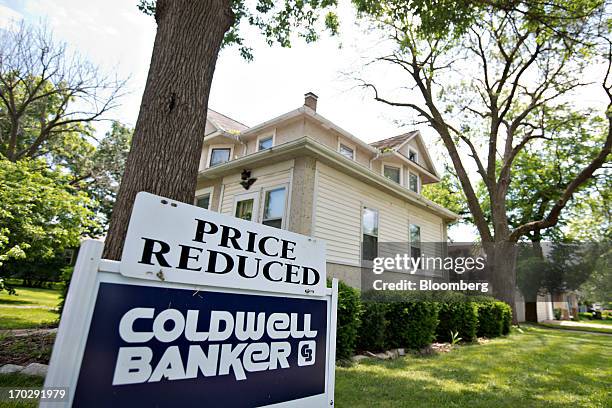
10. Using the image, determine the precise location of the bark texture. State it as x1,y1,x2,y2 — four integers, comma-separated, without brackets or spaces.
103,0,233,260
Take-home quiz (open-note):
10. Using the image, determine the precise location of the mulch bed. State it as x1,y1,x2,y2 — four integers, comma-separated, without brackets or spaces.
0,331,56,365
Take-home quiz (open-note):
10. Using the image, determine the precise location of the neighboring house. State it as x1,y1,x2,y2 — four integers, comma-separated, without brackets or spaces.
195,92,459,288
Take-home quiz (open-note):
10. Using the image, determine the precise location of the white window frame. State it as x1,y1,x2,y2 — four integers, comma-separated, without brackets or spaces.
409,222,423,273
206,144,234,168
383,162,403,185
408,148,419,163
260,184,289,228
233,191,260,222
337,139,356,161
256,129,276,152
408,171,420,193
361,205,379,262
194,187,213,210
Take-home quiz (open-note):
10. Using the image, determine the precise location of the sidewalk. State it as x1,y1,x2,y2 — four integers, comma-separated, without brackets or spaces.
541,320,612,330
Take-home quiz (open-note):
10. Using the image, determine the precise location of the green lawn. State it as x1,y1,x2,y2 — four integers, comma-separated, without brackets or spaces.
336,326,610,408
0,374,44,408
539,322,612,335
0,286,61,330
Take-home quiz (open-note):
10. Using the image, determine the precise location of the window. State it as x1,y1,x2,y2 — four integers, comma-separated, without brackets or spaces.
234,192,259,222
258,136,273,151
235,198,254,221
262,187,286,228
410,224,421,260
362,207,379,261
384,165,401,184
339,144,354,160
209,148,231,167
196,194,211,210
408,149,418,163
409,172,419,193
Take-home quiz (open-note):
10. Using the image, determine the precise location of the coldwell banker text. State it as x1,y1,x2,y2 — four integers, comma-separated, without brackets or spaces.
138,218,321,286
113,307,318,385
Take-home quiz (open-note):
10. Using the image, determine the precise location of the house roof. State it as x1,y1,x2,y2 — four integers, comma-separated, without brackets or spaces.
206,109,249,134
370,131,418,150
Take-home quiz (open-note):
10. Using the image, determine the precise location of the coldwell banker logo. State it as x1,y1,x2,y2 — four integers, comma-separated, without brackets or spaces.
113,307,319,384
72,283,328,407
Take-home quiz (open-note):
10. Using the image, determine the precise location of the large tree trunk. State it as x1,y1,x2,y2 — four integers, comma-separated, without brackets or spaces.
103,0,233,260
486,241,519,324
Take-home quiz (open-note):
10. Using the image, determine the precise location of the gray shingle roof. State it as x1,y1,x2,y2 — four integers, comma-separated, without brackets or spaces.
207,109,249,133
369,131,418,151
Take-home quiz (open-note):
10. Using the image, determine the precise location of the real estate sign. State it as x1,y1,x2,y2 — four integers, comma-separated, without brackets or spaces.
43,192,337,408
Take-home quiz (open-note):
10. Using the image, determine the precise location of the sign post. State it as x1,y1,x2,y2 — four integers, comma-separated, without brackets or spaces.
43,192,337,407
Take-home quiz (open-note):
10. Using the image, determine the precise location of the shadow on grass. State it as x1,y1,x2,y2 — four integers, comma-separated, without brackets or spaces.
336,328,611,408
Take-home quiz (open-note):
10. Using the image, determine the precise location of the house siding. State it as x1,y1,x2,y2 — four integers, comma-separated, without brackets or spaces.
313,162,444,266
218,160,295,221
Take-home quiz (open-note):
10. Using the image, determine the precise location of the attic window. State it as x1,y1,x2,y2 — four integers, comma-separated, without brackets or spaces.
408,149,418,163
384,165,401,184
209,148,231,167
258,135,273,151
339,144,354,160
409,172,419,193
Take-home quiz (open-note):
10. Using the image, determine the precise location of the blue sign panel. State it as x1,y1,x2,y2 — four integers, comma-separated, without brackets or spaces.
72,282,328,407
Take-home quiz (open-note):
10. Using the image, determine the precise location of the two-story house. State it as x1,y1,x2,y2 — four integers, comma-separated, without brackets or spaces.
195,92,459,287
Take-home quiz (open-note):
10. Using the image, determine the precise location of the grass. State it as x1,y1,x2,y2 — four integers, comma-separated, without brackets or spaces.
336,326,611,408
574,319,612,326
0,286,61,330
0,374,44,408
538,322,612,335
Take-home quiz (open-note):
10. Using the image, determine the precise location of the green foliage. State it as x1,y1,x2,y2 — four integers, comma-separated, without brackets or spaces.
0,157,97,286
357,302,388,351
421,172,467,218
57,266,73,316
554,308,563,320
138,0,340,61
436,299,478,342
385,298,439,349
334,279,363,360
475,299,512,338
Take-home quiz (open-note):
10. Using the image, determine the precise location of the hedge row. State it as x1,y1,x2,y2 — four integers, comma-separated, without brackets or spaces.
333,281,512,359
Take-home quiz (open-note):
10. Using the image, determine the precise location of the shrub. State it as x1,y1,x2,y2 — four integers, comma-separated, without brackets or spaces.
57,266,73,316
385,294,439,349
475,299,512,338
437,299,478,342
333,279,362,360
357,302,388,351
554,308,562,320
499,302,512,335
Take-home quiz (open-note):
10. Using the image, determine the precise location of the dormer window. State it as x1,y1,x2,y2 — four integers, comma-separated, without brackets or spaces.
408,149,418,163
258,135,273,151
339,143,354,160
384,165,401,184
209,147,231,167
409,172,420,193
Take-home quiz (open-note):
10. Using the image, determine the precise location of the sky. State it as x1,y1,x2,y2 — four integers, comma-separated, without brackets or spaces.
0,0,608,241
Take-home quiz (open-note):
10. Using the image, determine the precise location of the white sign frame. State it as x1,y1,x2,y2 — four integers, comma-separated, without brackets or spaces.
43,240,338,407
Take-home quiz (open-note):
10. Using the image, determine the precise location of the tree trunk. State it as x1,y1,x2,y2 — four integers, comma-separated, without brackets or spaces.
486,241,519,324
103,0,233,260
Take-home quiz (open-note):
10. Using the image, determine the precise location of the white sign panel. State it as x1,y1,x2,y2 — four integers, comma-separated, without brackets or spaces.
120,192,326,296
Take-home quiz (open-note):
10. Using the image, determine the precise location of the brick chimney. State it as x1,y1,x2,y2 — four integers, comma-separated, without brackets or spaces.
304,92,318,111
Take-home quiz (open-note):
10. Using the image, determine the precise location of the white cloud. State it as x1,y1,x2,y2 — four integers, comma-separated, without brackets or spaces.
0,4,23,30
